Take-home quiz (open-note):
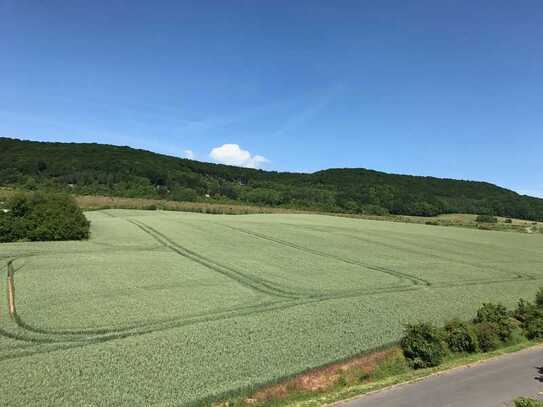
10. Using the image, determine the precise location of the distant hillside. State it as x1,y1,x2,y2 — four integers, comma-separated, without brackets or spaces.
1,137,542,221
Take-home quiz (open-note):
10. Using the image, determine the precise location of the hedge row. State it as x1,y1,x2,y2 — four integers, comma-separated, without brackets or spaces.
401,289,543,368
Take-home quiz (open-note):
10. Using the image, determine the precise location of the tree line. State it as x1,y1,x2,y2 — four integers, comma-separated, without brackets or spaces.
1,137,542,221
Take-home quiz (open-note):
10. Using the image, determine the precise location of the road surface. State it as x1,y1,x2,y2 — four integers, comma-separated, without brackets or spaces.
335,345,543,407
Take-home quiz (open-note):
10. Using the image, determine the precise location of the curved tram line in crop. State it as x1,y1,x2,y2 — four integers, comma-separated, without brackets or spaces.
219,224,431,287
2,213,541,361
226,222,536,287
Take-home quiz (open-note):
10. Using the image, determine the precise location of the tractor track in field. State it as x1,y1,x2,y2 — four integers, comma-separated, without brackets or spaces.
156,216,424,293
128,219,306,299
3,272,423,345
3,212,541,352
262,222,537,286
359,231,533,278
0,271,424,357
0,298,314,360
4,271,543,362
220,224,431,287
132,218,418,300
3,263,542,355
0,213,417,345
2,242,421,347
2,298,301,345
344,233,533,282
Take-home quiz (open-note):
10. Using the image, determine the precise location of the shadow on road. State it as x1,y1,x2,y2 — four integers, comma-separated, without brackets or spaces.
533,366,543,382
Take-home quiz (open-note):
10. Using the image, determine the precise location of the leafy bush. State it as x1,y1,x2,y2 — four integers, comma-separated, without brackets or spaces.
443,319,478,353
476,214,498,223
400,322,446,369
370,349,409,380
514,398,543,407
514,299,543,340
0,216,21,242
473,303,515,342
0,192,90,242
524,317,543,340
474,322,502,352
514,299,539,324
536,288,543,309
171,187,198,202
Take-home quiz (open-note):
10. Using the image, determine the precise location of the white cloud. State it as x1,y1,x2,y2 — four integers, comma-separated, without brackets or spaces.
209,144,269,169
183,149,195,159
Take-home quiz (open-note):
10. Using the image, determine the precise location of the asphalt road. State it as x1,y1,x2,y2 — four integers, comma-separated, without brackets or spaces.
334,345,543,407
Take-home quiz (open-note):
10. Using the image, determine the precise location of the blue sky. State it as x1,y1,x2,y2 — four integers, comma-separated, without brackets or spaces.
1,1,542,197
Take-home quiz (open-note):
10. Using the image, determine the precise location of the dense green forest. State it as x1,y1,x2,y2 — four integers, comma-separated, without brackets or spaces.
1,137,542,221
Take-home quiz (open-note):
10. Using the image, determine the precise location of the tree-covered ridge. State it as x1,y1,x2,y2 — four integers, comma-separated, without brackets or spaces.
1,137,542,221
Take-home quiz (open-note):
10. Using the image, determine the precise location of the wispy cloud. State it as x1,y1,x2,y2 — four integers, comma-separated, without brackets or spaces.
271,82,346,139
209,144,269,169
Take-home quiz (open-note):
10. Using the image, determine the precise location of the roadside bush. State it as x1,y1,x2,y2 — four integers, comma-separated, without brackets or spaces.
514,298,543,340
514,398,543,407
400,322,446,369
370,349,409,380
514,299,539,324
535,288,543,309
0,192,90,242
443,319,479,353
476,214,498,223
473,303,515,342
524,317,543,340
474,322,502,352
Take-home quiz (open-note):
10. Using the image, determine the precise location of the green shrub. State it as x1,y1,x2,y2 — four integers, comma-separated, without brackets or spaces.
524,317,543,340
443,319,479,353
171,187,198,202
513,299,543,340
514,398,543,407
515,300,543,340
535,288,543,309
474,322,502,352
514,299,539,324
0,214,25,242
400,322,446,369
0,192,90,242
473,303,515,342
508,326,528,345
370,349,410,380
476,214,498,223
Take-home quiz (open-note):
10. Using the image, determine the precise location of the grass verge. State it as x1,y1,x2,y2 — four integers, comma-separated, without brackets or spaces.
220,341,539,407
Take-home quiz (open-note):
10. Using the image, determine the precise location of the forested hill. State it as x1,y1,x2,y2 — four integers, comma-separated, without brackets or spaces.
1,137,542,221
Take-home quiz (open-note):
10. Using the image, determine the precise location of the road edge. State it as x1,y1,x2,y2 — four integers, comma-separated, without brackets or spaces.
287,341,543,407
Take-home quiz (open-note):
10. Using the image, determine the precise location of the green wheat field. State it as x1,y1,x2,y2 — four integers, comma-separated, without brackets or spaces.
1,210,543,405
